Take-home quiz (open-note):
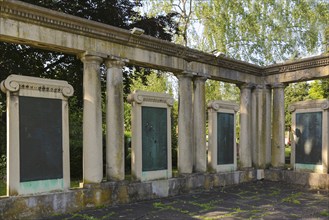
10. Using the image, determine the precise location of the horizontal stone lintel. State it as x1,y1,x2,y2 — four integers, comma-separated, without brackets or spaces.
1,0,328,84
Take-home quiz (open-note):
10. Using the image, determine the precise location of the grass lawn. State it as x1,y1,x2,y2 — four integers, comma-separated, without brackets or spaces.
0,181,6,196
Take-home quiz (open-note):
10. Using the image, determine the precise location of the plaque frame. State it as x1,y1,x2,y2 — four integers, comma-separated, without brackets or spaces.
1,75,74,195
289,100,329,173
128,90,173,181
208,100,239,172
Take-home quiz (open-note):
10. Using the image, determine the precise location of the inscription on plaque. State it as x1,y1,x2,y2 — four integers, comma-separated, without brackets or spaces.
19,96,63,182
217,112,234,165
142,106,167,171
295,112,322,164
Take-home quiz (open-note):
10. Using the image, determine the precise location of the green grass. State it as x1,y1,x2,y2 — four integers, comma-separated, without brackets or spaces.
320,210,329,217
285,146,291,158
281,192,302,205
70,179,81,188
0,181,6,196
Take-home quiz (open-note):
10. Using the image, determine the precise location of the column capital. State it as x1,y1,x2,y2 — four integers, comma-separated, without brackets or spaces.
175,71,195,79
253,84,271,90
193,75,208,82
104,56,128,68
271,83,286,89
79,54,103,64
238,83,254,90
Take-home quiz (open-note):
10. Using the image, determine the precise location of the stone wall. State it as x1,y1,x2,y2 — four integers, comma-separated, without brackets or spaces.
0,171,255,219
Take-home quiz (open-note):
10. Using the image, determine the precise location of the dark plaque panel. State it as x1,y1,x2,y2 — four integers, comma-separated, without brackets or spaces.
19,96,63,182
295,112,322,164
142,107,167,171
217,112,234,165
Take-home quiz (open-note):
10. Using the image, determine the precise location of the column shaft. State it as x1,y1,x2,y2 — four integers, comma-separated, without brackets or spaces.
81,55,103,184
177,74,193,174
253,85,271,168
105,59,125,181
272,84,285,167
239,84,252,168
193,76,207,172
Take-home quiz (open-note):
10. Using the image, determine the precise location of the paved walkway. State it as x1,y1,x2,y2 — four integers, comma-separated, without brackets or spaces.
45,181,328,220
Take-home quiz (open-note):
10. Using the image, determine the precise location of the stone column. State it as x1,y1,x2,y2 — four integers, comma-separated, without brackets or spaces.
80,55,103,184
193,76,207,173
253,84,272,169
239,83,253,169
271,83,285,168
177,73,193,174
104,58,125,181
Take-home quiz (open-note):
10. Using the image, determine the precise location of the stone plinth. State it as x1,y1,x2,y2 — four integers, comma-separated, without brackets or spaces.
208,100,239,172
128,90,174,181
1,74,73,195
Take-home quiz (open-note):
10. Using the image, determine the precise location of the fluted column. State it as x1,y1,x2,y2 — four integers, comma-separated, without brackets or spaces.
271,83,285,168
239,83,253,169
252,84,272,168
193,76,207,173
104,58,125,181
177,73,193,174
80,55,103,184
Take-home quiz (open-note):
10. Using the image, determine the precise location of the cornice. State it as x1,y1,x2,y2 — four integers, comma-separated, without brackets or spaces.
127,90,174,107
208,100,239,112
0,74,74,97
0,0,328,77
289,99,329,112
264,55,329,75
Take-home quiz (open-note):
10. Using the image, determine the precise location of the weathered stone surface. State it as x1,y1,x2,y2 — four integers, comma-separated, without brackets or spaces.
0,171,264,219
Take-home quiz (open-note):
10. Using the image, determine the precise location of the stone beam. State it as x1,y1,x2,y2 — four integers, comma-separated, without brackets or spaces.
187,62,259,84
265,55,329,83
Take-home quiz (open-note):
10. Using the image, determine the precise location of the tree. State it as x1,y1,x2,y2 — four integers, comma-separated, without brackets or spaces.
284,82,310,129
309,79,329,99
196,0,329,65
143,0,197,47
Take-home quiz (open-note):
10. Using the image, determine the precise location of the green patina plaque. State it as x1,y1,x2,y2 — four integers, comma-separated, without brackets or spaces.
217,112,234,165
142,107,167,171
19,96,63,182
295,112,322,164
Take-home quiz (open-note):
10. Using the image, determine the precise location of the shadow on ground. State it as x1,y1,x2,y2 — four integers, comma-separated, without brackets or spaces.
44,181,329,220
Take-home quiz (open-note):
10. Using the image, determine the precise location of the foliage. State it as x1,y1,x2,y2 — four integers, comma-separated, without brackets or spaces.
284,82,310,129
196,0,329,65
309,79,329,99
0,154,6,182
205,81,240,104
142,0,196,47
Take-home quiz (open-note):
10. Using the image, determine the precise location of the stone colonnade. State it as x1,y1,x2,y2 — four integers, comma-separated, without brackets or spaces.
80,53,286,184
239,83,286,169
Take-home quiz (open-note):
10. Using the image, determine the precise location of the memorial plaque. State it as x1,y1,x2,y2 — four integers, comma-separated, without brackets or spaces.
295,112,322,164
19,96,63,182
142,106,167,171
217,112,234,165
